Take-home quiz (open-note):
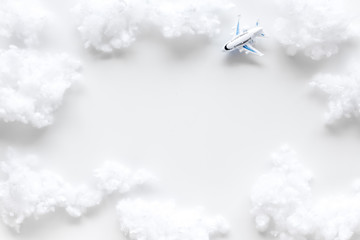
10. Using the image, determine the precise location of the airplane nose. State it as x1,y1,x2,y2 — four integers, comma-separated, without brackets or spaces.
224,44,230,51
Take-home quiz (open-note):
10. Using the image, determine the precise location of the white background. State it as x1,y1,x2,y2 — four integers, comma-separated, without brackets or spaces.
1,0,360,239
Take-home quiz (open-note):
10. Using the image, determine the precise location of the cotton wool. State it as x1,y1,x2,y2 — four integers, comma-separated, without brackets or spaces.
0,0,49,47
150,0,232,39
0,46,81,128
310,62,360,124
251,146,360,240
71,0,232,53
274,0,355,60
71,0,140,52
0,149,153,232
116,199,229,240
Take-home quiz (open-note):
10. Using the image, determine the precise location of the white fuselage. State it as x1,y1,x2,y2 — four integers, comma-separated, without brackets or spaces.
224,27,263,51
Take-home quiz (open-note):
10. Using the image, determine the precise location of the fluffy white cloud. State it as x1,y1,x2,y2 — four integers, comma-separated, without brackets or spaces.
0,149,153,231
251,146,360,240
150,0,230,38
0,46,81,128
0,0,49,47
116,199,229,240
274,0,355,60
71,0,233,53
310,62,360,124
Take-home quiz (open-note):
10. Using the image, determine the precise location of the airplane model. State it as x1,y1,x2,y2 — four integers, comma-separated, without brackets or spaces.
223,16,266,56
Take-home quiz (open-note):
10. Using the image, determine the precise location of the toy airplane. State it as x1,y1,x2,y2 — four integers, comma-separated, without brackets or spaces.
223,16,266,56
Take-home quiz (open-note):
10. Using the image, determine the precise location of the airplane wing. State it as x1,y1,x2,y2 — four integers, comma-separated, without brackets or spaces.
234,18,240,36
231,15,241,38
241,44,264,56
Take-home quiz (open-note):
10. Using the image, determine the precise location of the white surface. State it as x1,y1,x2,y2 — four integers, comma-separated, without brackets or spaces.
1,0,360,239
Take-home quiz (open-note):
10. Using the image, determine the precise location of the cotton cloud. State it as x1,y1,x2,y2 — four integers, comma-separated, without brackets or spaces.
116,199,229,240
0,149,153,231
0,46,81,128
71,0,233,53
251,145,360,240
274,0,355,60
310,62,360,124
0,0,50,47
